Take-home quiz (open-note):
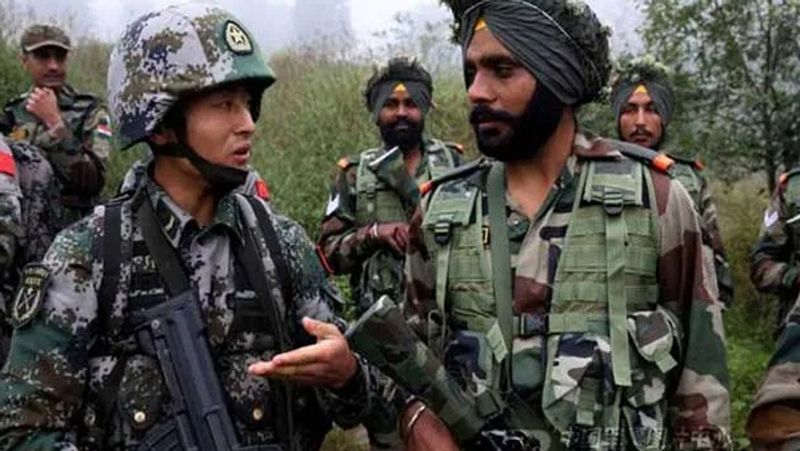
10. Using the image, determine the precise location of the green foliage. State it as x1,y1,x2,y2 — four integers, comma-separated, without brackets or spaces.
0,39,27,107
639,0,800,191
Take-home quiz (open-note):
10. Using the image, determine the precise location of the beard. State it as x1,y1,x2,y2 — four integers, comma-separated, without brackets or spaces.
379,117,425,151
469,86,565,162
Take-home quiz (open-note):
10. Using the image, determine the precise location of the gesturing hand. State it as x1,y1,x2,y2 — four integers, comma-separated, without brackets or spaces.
247,317,357,389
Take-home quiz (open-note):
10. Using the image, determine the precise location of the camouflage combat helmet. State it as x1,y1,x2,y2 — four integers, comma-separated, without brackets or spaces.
107,3,276,150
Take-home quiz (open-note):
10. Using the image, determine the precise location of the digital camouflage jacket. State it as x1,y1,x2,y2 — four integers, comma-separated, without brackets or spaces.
0,174,373,451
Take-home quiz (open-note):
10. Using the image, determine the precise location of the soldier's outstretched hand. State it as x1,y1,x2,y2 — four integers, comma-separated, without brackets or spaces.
26,87,62,129
247,317,358,389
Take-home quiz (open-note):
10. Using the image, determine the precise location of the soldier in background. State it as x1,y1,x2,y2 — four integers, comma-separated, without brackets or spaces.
751,167,800,332
610,56,734,308
747,294,800,449
0,137,62,365
394,0,731,449
1,24,111,223
0,5,372,450
319,57,463,450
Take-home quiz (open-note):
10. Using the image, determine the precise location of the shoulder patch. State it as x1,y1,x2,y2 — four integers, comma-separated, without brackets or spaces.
0,151,16,177
337,156,357,170
781,168,800,186
12,264,51,328
446,142,464,154
255,178,271,201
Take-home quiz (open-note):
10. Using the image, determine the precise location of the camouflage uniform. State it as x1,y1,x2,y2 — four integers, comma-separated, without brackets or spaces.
0,175,372,450
319,138,463,314
0,4,372,450
666,155,733,307
2,84,111,221
751,170,800,329
0,138,61,365
610,56,733,308
404,132,731,449
747,297,800,450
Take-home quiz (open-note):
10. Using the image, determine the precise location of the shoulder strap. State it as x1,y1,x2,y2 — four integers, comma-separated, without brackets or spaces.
243,196,294,307
486,163,513,393
233,194,295,450
97,201,123,326
137,193,190,296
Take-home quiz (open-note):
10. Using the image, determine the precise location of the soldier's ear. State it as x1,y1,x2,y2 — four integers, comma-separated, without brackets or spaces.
150,127,178,146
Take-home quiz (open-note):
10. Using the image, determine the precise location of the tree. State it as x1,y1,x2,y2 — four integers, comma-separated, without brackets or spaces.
639,0,800,191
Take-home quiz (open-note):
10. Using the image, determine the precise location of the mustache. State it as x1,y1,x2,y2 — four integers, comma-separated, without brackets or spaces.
469,105,517,125
631,126,652,138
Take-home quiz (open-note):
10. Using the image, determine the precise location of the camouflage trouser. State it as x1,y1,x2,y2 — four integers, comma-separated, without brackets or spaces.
362,369,403,451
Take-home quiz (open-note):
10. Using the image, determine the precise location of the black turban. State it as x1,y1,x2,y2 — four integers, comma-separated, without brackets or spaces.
365,57,433,121
610,60,674,126
458,0,610,106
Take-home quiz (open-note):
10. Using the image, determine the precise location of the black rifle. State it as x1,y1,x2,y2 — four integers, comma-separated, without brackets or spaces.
133,291,283,451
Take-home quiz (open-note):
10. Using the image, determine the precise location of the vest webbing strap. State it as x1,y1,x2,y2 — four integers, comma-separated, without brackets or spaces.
232,195,295,451
486,163,513,391
603,189,632,387
137,194,190,295
94,201,126,441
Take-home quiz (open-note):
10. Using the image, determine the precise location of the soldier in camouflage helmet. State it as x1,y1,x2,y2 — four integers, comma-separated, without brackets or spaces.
750,167,800,333
0,24,111,223
610,55,734,308
0,5,374,450
319,56,463,450
376,0,731,449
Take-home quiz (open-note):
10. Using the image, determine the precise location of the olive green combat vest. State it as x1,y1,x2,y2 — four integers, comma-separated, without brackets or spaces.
354,139,458,224
422,150,682,450
352,139,459,313
667,154,704,209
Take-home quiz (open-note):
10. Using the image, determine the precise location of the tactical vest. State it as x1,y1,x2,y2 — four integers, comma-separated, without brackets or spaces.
81,191,320,450
667,155,704,210
354,139,458,225
352,139,459,313
422,156,682,450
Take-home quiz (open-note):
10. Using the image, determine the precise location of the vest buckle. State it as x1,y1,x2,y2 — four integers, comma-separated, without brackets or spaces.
602,189,624,216
434,216,454,246
516,313,547,337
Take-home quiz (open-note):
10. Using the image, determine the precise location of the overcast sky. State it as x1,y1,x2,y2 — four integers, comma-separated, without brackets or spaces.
7,0,644,54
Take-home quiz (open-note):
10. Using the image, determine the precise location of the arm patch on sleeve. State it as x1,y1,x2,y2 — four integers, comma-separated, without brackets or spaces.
12,264,51,328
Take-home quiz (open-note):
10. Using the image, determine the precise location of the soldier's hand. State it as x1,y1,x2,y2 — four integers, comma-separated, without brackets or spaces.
371,222,410,254
401,401,460,451
26,87,62,129
247,317,357,389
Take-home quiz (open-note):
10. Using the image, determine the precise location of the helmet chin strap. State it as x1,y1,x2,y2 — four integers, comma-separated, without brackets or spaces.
154,142,248,195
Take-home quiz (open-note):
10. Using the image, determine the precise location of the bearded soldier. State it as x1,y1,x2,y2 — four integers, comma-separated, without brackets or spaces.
1,24,111,221
319,57,463,450
359,0,731,449
0,5,373,450
610,56,733,308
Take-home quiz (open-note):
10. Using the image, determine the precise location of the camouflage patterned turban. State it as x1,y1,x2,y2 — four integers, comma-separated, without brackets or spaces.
364,57,433,121
447,0,611,106
610,56,674,126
